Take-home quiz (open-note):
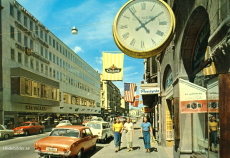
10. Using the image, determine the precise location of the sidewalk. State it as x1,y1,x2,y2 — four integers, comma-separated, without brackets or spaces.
93,120,173,158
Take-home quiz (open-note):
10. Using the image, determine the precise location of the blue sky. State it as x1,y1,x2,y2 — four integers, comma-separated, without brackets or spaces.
17,0,144,107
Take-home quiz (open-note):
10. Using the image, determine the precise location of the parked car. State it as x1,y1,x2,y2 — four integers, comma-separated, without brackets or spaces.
0,124,14,139
82,119,91,126
90,117,104,122
13,122,44,136
56,120,72,127
34,125,98,158
85,121,113,143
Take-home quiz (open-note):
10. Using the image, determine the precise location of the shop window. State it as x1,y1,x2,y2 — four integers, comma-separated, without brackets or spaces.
25,79,32,96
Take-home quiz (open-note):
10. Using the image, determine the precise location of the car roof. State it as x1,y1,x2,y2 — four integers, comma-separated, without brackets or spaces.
54,125,88,130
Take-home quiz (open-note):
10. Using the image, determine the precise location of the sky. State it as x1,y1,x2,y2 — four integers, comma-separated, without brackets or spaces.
17,0,144,108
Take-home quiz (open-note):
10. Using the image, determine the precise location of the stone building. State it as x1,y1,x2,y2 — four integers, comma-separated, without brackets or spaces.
143,0,230,158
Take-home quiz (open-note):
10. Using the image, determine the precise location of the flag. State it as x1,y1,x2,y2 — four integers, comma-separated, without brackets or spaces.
124,83,136,102
102,52,124,81
133,95,140,107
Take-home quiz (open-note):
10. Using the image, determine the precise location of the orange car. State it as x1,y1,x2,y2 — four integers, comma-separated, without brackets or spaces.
34,125,98,158
13,122,45,136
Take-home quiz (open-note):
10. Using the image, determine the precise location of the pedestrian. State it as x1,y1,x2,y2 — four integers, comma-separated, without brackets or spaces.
112,117,123,152
123,117,134,152
209,116,218,152
7,121,14,129
140,116,153,153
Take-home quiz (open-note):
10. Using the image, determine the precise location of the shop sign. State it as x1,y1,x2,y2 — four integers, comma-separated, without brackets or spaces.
179,78,207,113
207,79,219,113
26,106,47,111
140,88,160,95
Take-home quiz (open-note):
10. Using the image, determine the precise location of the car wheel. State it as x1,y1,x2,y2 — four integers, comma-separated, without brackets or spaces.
25,131,29,136
4,134,9,139
76,149,82,158
39,129,43,134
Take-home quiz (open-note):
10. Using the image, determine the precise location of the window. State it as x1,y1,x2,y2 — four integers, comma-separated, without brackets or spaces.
30,21,33,31
53,39,55,48
45,33,47,42
60,72,62,81
24,55,28,66
17,10,21,22
18,52,22,63
11,49,15,61
17,31,21,43
10,4,14,17
57,71,59,80
40,30,43,39
35,25,38,35
36,60,39,71
41,63,44,73
10,26,14,39
45,65,48,75
49,52,52,61
49,36,51,45
57,57,59,65
24,36,28,47
24,16,27,27
49,68,52,77
53,69,56,78
53,54,56,63
30,40,33,49
30,58,34,69
40,46,43,56
45,49,48,59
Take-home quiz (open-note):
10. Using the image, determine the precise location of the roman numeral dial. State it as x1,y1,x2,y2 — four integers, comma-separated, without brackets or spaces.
113,0,175,58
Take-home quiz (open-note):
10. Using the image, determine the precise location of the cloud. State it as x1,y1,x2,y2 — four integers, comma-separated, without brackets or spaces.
124,72,138,77
73,46,83,54
124,66,135,72
95,57,102,64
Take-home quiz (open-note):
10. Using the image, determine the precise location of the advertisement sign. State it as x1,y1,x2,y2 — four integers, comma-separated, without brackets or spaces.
207,78,219,113
143,107,152,113
140,87,160,95
179,78,207,113
102,52,124,81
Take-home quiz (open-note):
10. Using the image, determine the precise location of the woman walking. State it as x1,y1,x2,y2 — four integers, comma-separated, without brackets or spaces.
140,116,153,153
123,117,134,152
112,118,123,152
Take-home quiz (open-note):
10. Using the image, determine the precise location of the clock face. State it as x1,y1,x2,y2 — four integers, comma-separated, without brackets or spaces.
113,0,174,54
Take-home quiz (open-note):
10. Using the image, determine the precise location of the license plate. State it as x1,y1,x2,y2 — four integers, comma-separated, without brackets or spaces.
46,147,58,152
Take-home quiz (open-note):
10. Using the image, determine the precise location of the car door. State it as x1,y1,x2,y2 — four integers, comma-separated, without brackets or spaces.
85,128,96,148
81,129,91,150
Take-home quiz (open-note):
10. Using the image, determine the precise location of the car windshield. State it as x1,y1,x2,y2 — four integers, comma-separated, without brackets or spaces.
86,123,101,129
20,123,31,126
50,129,79,138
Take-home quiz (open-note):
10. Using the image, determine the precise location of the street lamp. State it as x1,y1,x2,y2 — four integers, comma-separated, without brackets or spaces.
71,26,78,35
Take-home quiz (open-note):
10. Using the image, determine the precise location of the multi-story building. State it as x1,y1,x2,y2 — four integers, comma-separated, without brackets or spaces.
100,74,122,120
0,0,100,127
142,0,230,158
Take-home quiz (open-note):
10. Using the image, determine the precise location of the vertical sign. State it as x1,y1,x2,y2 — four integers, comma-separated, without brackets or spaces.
102,52,124,81
207,78,219,113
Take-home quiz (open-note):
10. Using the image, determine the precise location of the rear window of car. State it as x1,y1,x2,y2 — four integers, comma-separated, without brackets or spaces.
50,129,79,138
86,123,101,129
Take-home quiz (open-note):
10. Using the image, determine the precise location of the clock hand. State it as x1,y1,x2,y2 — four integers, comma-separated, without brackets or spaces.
136,11,164,32
129,8,150,34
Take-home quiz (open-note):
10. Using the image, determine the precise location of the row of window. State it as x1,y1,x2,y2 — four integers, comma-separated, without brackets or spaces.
10,48,99,96
63,93,95,107
10,25,98,87
9,3,99,81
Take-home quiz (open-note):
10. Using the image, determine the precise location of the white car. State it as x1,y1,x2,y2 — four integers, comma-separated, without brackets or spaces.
85,121,113,143
0,124,14,139
56,120,72,127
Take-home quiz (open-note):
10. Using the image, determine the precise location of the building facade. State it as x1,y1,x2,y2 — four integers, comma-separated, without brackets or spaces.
0,0,101,127
100,75,122,120
143,0,230,158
